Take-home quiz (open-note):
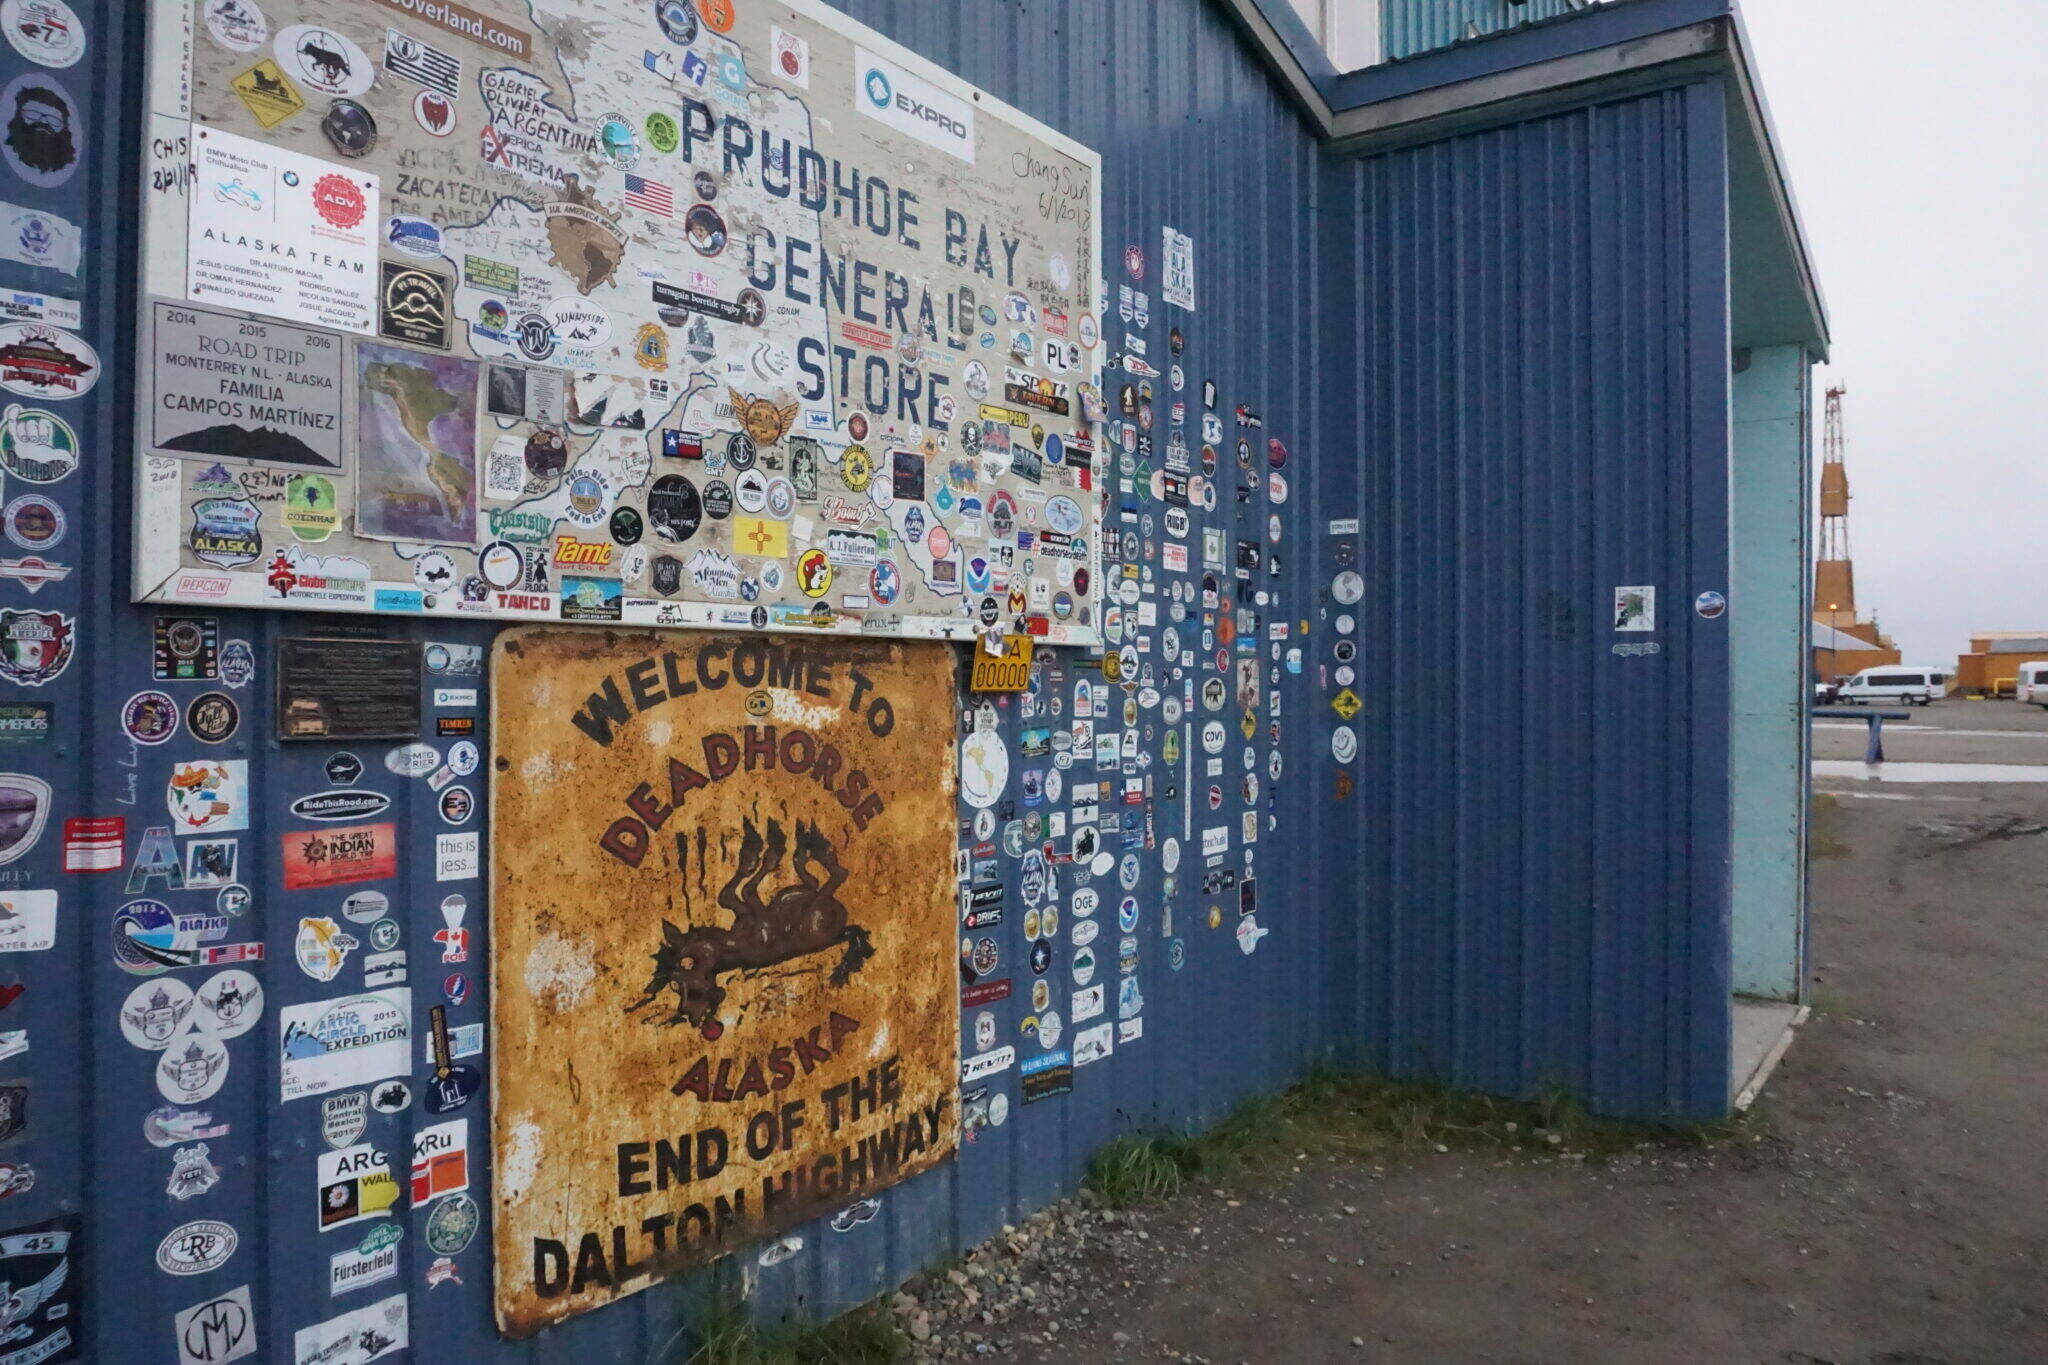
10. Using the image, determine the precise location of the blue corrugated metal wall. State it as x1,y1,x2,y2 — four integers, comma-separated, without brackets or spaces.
1322,80,1733,1119
63,2,1339,1361
7,3,1747,1361
1382,0,1583,62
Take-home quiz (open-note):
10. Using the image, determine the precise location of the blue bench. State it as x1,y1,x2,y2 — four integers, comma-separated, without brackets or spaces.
1812,706,1911,763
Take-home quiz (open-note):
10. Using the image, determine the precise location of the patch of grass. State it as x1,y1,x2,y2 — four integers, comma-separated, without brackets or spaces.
1809,792,1851,859
1806,986,1854,1017
678,1294,905,1365
1083,1063,1743,1208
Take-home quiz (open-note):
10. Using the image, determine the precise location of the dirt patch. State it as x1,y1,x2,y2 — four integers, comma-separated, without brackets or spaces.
1909,811,2048,849
888,785,2048,1363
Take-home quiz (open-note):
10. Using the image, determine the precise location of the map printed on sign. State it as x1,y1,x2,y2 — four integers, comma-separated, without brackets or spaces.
136,0,1105,644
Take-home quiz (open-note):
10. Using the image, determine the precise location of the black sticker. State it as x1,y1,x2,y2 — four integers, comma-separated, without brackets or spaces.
0,1213,81,1363
185,692,239,744
648,474,702,543
892,449,926,502
321,97,377,157
700,479,733,520
378,262,451,350
153,617,218,680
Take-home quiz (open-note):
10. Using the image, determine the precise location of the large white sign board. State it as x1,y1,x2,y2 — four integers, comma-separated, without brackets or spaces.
138,0,1104,644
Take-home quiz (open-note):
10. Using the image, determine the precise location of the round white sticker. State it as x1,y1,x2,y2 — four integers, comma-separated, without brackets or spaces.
1331,726,1358,763
120,977,195,1051
4,0,85,66
203,0,268,53
960,730,1009,810
274,24,374,97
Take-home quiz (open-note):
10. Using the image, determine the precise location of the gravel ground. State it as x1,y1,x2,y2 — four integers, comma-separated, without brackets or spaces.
890,740,2048,1363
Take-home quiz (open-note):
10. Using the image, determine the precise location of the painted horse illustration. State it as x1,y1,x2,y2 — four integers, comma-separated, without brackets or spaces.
629,818,874,1040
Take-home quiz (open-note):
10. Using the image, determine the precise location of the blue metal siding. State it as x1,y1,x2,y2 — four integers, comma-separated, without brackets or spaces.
1325,81,1732,1118
1381,0,1584,62
56,1,1339,1360
12,4,1753,1362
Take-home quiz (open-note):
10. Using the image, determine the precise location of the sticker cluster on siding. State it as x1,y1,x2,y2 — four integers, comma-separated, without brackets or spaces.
953,222,1291,1141
98,627,486,1363
0,0,93,1361
1,0,1305,1357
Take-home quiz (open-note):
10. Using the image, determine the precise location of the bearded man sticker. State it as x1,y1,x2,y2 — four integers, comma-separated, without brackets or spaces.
0,76,77,187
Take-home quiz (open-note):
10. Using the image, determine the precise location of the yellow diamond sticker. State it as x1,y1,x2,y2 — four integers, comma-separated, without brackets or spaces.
231,59,306,130
1330,688,1362,720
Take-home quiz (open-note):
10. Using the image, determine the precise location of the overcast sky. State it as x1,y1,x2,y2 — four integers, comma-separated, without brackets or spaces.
1738,2,2048,662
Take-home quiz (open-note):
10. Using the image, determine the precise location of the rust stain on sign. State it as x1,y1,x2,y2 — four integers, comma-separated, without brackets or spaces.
490,628,958,1336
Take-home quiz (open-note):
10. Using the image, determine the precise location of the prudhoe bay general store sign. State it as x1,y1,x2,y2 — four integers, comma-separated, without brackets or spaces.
137,0,1104,645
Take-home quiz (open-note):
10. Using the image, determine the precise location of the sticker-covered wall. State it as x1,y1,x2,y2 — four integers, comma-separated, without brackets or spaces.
0,0,110,1361
3,0,1799,1360
34,0,1334,1361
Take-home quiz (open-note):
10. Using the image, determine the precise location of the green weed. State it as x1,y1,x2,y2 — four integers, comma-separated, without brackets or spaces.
1083,1064,1743,1208
678,1294,905,1365
1809,793,1851,858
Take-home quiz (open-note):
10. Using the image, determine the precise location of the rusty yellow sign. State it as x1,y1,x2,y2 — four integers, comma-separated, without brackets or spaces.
968,634,1034,693
489,629,959,1336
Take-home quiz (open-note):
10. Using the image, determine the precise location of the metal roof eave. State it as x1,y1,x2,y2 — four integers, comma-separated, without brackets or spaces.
1219,0,1829,358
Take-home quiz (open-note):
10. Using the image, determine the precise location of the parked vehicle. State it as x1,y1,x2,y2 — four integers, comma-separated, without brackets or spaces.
1813,677,1840,705
1837,666,1949,707
2015,661,2048,708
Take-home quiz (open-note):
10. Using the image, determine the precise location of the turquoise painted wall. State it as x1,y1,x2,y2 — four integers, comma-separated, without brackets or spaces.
1730,344,1810,1001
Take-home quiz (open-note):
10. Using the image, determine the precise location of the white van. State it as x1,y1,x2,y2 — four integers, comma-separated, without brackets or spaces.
1837,666,1949,707
2016,662,2048,708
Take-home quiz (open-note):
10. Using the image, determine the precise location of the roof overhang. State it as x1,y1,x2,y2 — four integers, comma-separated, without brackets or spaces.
1217,0,1828,358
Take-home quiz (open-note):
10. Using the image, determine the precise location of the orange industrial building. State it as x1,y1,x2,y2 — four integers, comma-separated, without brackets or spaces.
1951,634,2048,698
1812,387,1900,681
1815,621,1902,681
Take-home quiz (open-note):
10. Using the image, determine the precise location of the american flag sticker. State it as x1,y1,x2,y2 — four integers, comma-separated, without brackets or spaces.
385,27,461,97
624,174,675,217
